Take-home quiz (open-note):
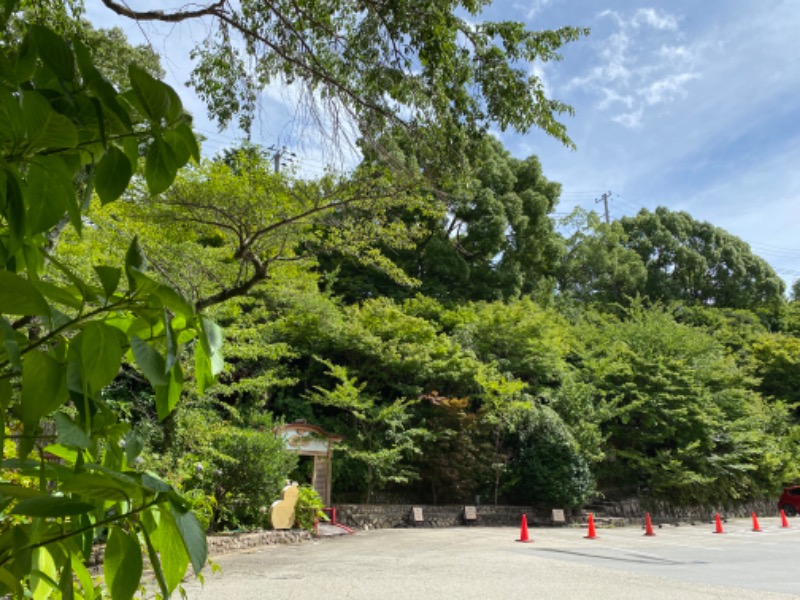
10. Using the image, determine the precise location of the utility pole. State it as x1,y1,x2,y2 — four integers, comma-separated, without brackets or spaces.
269,145,296,174
596,191,612,224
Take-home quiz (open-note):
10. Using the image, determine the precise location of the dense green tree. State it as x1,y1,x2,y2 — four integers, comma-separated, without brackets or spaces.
557,209,647,304
308,361,430,502
583,304,796,504
619,207,785,309
79,22,164,84
413,394,494,504
187,412,297,530
58,148,426,315
777,299,800,336
750,334,800,407
406,138,564,301
322,136,564,302
557,207,785,311
450,298,573,392
672,305,770,358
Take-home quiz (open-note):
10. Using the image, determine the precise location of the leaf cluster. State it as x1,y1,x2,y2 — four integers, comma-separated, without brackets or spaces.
0,13,214,598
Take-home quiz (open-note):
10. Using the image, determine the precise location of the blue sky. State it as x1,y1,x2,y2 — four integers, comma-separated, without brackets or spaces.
88,1,800,285
492,0,800,285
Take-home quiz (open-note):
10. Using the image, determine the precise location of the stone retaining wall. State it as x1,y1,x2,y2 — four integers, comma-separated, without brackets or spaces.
588,497,778,524
88,529,313,566
334,504,570,530
207,529,312,556
334,498,780,531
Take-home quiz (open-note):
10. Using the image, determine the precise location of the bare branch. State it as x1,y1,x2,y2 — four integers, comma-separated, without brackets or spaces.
100,0,226,23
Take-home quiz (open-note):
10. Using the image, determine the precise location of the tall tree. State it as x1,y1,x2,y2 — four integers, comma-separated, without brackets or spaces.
91,0,587,175
321,136,565,302
559,207,785,310
59,147,428,314
557,209,647,305
583,303,796,504
619,207,785,309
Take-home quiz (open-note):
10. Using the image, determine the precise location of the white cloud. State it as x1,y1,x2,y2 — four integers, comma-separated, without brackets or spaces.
597,9,625,28
597,88,633,110
611,107,643,129
598,32,633,82
566,31,631,89
658,44,695,65
640,72,699,106
632,8,679,31
513,0,555,21
569,7,698,129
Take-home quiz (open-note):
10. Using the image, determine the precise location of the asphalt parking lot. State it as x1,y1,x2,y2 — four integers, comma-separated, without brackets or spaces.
182,517,800,599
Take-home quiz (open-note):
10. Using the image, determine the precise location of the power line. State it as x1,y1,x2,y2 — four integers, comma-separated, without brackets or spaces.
750,243,800,257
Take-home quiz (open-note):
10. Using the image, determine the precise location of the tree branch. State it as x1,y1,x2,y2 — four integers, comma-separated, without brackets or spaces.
100,0,226,23
195,266,269,310
100,0,403,131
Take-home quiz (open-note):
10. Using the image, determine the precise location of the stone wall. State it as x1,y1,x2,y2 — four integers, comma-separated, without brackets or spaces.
588,497,779,524
334,504,571,530
334,497,781,530
207,529,312,556
87,529,313,568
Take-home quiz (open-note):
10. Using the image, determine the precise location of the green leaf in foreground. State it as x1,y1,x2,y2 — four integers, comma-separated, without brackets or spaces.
0,271,50,316
145,136,178,195
104,527,142,600
95,145,133,204
130,335,168,386
172,505,207,575
11,496,94,517
19,350,67,427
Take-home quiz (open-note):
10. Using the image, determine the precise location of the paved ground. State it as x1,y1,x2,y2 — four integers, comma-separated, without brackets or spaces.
181,517,800,599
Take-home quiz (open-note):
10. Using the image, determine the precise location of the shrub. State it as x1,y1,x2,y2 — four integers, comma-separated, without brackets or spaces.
210,426,298,530
503,406,594,507
142,408,297,531
294,485,329,532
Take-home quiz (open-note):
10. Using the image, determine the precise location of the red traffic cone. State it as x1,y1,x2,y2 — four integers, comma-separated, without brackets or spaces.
585,513,598,539
713,513,724,534
517,514,532,543
781,509,790,528
644,512,656,537
751,511,762,532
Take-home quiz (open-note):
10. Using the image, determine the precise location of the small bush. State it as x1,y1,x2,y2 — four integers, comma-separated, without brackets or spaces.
503,406,594,507
294,485,329,531
142,408,297,531
211,427,298,530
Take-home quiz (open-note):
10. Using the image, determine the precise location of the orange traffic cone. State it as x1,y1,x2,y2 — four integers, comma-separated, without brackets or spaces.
585,513,598,539
517,514,532,543
781,509,790,528
644,512,656,537
751,511,762,532
713,513,724,534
